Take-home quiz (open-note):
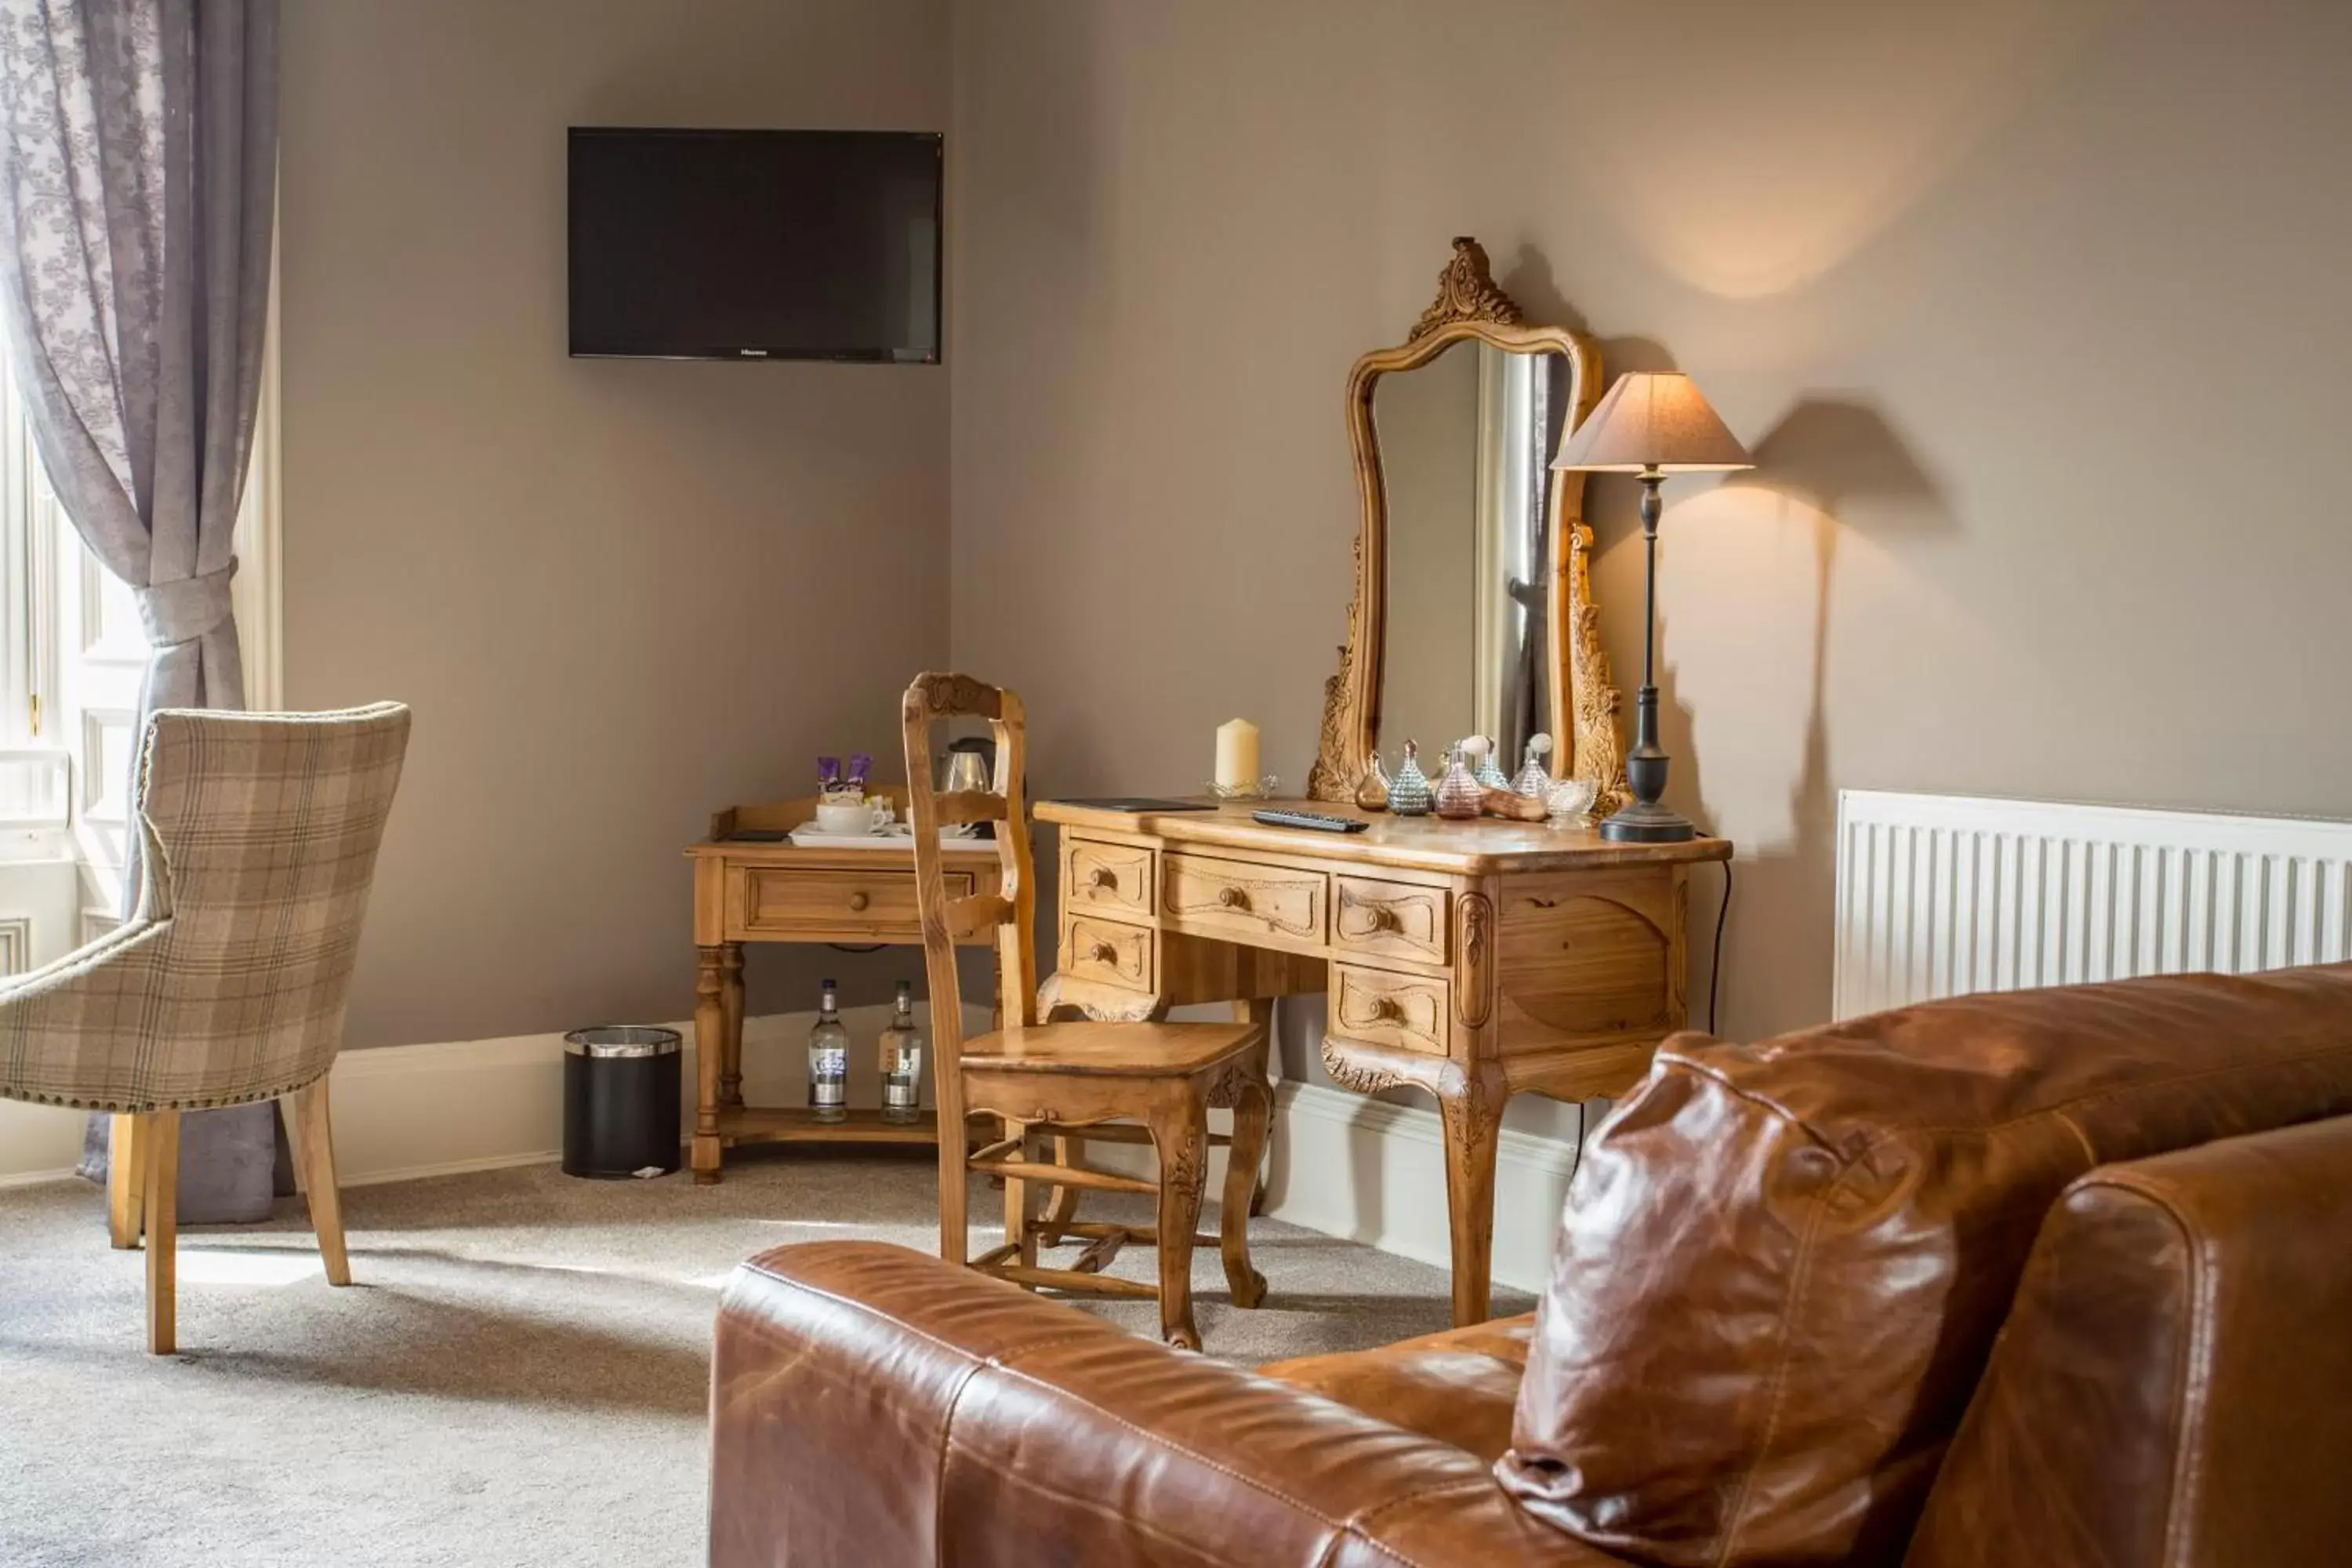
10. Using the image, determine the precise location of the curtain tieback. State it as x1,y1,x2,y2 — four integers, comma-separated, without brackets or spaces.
136,560,239,647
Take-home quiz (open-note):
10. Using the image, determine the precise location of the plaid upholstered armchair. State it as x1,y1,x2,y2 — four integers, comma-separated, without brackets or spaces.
0,704,411,1353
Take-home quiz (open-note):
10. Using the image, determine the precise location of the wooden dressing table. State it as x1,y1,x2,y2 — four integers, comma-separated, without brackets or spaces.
1040,797,1728,1325
1027,238,1737,1323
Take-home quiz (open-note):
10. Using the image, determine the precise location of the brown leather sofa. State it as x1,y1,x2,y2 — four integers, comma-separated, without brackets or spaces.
709,965,2352,1566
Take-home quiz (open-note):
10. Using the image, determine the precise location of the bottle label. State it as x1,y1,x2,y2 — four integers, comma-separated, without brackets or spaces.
810,1046,848,1108
883,1078,917,1109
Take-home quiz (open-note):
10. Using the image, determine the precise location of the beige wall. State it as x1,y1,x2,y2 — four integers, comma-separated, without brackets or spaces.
281,0,949,1047
948,0,2352,1091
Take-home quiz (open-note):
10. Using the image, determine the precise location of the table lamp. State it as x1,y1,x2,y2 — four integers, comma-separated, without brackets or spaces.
1552,372,1752,843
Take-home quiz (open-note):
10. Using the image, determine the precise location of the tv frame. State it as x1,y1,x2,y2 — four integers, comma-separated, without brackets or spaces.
565,125,945,365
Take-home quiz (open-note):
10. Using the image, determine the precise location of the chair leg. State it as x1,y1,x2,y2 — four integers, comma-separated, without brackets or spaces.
1146,1094,1208,1352
1002,1119,1040,1281
1037,1132,1086,1247
294,1077,352,1286
107,1113,145,1250
143,1111,181,1355
938,1102,969,1268
1221,1078,1270,1309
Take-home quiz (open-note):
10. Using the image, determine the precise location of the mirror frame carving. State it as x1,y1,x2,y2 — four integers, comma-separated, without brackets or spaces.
1307,238,1629,813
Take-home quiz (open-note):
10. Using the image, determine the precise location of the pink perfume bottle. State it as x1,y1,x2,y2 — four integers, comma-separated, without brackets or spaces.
1433,745,1485,820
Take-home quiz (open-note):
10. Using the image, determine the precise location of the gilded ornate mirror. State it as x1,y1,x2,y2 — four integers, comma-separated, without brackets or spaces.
1308,238,1629,811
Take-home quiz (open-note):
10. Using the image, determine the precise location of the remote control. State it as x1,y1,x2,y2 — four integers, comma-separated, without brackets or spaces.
1251,808,1370,834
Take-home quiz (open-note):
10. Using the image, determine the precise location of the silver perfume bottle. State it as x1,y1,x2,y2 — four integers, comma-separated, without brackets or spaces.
1388,740,1432,815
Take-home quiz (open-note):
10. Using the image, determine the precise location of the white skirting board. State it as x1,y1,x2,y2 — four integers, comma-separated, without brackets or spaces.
0,1009,1590,1295
0,1004,920,1192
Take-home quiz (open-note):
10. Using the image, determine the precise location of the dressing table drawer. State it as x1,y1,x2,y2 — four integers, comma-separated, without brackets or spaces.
1333,876,1449,966
1065,839,1155,920
740,867,969,938
1162,852,1327,948
1329,964,1450,1057
1064,913,1155,993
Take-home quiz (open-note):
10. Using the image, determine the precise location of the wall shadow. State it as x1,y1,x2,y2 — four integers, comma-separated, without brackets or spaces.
1710,396,1955,1034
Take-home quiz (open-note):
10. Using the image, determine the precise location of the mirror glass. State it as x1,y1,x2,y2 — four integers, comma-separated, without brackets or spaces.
1374,341,1573,776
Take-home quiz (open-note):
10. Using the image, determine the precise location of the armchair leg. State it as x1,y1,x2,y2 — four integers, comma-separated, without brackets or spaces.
143,1111,180,1355
107,1114,144,1250
294,1077,352,1286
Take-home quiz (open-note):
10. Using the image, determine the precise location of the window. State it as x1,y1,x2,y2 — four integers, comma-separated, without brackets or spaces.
0,267,280,964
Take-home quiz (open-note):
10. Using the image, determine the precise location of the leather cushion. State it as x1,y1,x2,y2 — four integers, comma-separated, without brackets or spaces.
1497,964,2352,1566
1261,1315,1534,1462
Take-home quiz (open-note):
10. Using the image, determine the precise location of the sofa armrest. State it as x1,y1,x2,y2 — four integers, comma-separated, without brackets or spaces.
1908,1116,2352,1568
710,1241,1617,1567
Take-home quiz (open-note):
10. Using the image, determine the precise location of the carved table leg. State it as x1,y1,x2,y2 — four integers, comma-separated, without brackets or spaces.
1147,1090,1209,1351
1436,1062,1508,1326
691,946,727,1185
718,943,746,1109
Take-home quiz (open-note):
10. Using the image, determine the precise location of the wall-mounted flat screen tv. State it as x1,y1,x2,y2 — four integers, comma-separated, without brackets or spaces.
568,127,942,363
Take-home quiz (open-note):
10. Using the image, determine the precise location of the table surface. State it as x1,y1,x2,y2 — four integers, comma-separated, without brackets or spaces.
1034,797,1731,875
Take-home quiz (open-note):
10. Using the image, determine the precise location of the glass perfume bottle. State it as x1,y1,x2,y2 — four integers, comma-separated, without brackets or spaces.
1511,734,1555,797
807,978,850,1123
879,981,924,1124
1470,735,1511,792
1434,744,1486,819
1355,753,1392,811
1388,740,1432,815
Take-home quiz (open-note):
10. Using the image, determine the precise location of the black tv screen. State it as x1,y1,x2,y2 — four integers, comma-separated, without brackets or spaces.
568,128,942,362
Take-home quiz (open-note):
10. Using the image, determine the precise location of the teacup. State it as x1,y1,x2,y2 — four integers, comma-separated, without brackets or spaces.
814,797,891,835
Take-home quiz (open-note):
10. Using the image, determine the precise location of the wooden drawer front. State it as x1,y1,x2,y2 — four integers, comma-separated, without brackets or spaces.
743,868,969,936
1065,913,1155,993
1329,964,1449,1056
1162,853,1327,947
1333,876,1449,965
1066,839,1154,920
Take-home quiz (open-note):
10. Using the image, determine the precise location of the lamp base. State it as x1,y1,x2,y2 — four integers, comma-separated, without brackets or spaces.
1599,799,1697,844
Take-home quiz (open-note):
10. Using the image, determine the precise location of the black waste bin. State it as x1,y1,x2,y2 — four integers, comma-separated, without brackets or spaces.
562,1026,683,1178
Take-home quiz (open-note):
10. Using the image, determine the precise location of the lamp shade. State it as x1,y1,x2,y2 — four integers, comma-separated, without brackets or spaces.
1552,371,1753,473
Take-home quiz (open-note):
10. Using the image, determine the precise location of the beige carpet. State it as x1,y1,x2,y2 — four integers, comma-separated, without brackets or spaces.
0,1146,1530,1567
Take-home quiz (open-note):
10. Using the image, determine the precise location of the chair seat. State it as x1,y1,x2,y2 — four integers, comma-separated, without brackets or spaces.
961,1019,1264,1076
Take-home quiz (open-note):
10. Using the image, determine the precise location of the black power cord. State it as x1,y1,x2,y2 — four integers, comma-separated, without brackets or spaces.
1708,859,1733,1036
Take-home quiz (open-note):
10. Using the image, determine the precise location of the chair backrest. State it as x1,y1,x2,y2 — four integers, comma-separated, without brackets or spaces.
132,702,412,1104
901,673,1036,1119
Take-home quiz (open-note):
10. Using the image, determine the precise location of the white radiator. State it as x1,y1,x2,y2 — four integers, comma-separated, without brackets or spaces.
1833,790,2352,1020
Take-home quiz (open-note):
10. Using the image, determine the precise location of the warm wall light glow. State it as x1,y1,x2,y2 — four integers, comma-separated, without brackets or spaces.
1548,2,2107,297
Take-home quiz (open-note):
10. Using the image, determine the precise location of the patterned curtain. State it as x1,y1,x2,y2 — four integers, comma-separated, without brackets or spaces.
0,0,280,1222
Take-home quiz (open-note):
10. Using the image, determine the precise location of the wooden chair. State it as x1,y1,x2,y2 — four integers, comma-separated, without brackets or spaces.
0,704,412,1353
902,672,1270,1349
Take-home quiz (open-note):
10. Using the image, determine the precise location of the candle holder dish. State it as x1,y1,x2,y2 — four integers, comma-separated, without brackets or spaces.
1204,775,1280,802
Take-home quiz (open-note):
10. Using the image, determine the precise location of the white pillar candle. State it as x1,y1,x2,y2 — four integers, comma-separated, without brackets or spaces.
1214,719,1261,790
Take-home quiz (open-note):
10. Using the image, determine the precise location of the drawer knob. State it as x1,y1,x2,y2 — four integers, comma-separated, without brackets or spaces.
1088,867,1118,890
1218,886,1250,910
1370,905,1402,931
847,891,870,912
1370,996,1403,1022
1089,942,1119,964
